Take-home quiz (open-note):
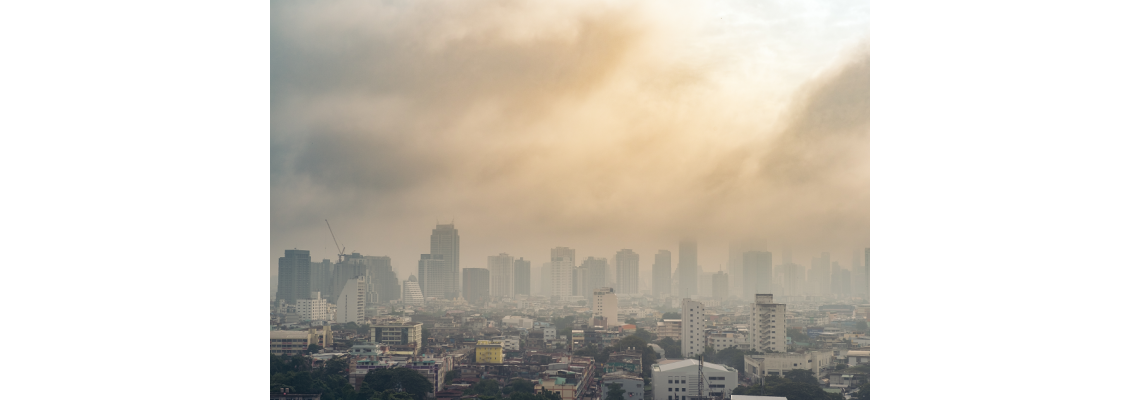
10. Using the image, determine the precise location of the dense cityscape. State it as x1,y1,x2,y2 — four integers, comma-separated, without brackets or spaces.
272,223,870,400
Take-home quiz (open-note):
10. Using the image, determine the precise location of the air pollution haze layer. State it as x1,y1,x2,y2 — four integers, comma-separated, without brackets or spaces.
271,0,870,286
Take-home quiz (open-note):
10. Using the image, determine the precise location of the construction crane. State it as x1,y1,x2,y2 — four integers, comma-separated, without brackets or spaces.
325,219,347,263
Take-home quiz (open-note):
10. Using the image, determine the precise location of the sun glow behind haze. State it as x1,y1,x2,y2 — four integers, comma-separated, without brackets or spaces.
271,0,870,281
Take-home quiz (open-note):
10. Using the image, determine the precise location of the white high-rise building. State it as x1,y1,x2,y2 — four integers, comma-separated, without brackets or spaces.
403,275,424,306
296,292,334,322
750,294,786,352
335,276,365,324
593,287,618,326
681,298,705,357
550,257,574,299
614,249,639,295
418,254,449,300
488,253,515,298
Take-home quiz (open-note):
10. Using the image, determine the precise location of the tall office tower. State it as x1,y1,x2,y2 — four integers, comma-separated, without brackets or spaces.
488,253,515,298
593,287,618,326
417,254,449,299
462,268,490,304
614,249,639,295
572,266,584,296
580,257,609,295
677,240,699,298
402,275,424,306
550,257,574,299
830,261,843,295
430,223,461,299
551,247,576,266
865,248,870,302
309,259,333,301
514,258,531,296
335,276,365,324
711,271,728,299
364,256,400,304
681,298,706,357
652,250,672,297
742,251,773,299
276,249,312,304
778,264,802,296
750,294,787,353
540,262,553,294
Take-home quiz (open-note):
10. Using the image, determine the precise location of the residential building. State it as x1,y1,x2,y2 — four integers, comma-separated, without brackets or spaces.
551,247,576,266
463,268,490,304
488,253,515,298
580,257,608,295
604,351,643,375
475,340,504,364
750,294,786,353
309,258,333,302
657,319,681,340
296,292,334,322
651,359,738,400
550,257,574,299
711,272,728,299
615,249,639,295
371,322,423,354
429,223,461,299
602,372,645,400
677,241,699,298
403,275,425,306
270,330,314,356
653,250,672,297
335,276,365,324
515,258,531,296
681,298,705,357
277,249,312,304
593,287,618,327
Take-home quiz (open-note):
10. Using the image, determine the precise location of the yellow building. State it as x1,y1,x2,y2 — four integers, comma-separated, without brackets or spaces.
475,340,504,364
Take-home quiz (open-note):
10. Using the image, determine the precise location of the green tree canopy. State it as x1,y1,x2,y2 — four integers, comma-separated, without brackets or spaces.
661,312,681,320
466,378,502,398
782,369,817,384
605,383,626,400
362,368,434,400
504,378,535,395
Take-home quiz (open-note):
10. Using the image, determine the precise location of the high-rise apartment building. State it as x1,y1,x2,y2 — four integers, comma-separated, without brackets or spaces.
550,257,574,299
677,240,699,298
540,262,552,294
652,250,671,297
429,223,461,299
593,287,618,326
363,256,400,304
742,251,773,298
402,275,424,306
515,258,531,296
614,249,639,295
551,247,576,267
335,276,365,324
750,294,786,352
580,257,608,295
488,253,515,298
729,240,766,299
463,268,490,304
711,271,728,299
418,254,449,299
681,298,705,357
309,258,333,301
276,249,312,304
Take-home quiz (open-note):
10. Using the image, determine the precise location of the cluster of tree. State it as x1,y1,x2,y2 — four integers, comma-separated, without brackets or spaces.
464,378,564,400
730,371,841,400
571,335,658,378
854,320,869,333
654,337,682,359
660,312,681,320
605,383,626,400
270,354,434,400
699,346,759,373
787,328,810,342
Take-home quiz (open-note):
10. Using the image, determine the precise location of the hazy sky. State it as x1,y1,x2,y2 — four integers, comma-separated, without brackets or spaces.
271,0,870,287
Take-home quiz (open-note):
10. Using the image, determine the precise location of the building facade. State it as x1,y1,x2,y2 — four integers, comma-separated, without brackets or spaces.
593,287,618,327
371,322,423,354
488,253,515,298
475,340,504,364
515,258,531,296
550,257,574,299
418,254,450,300
463,268,490,304
335,277,365,324
651,359,738,400
277,249,312,304
750,294,786,353
680,298,705,357
615,249,639,295
429,223,461,299
653,250,671,297
677,241,698,298
402,275,425,306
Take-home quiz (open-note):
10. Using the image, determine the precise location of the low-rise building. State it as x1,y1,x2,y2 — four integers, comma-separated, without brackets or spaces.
371,322,423,354
271,330,314,356
475,340,504,364
602,372,645,400
651,359,738,400
604,351,643,375
657,320,681,341
846,350,869,365
742,352,831,384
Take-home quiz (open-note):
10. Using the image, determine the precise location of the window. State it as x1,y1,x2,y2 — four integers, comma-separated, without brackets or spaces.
668,388,673,392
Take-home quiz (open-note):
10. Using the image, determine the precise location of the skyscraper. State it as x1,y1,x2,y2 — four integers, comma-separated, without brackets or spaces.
580,257,608,295
309,258,332,301
551,247,576,267
335,276,365,324
463,268,490,304
276,249,312,305
550,257,574,299
430,223,461,299
364,256,400,305
514,258,531,296
614,249,639,295
830,261,843,295
677,240,699,298
418,254,449,299
711,271,728,299
653,250,671,297
742,251,773,298
488,253,515,298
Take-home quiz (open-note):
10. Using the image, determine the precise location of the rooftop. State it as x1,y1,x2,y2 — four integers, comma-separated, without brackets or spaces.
653,359,735,372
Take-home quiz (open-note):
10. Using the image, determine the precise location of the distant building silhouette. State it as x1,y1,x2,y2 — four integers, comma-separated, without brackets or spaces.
463,268,490,304
614,249,639,295
418,254,449,299
402,275,424,306
677,240,699,298
488,253,514,298
514,258,531,296
429,223,461,299
549,256,574,299
276,249,311,304
711,271,728,299
652,250,671,297
743,251,773,298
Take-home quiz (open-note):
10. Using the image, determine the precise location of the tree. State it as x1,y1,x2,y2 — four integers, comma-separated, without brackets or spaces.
362,368,434,400
787,328,809,342
605,383,626,400
613,335,648,352
466,379,502,398
851,380,869,400
308,344,323,354
504,379,535,396
783,369,817,384
632,328,656,342
444,370,461,385
373,389,416,400
661,312,681,320
655,337,681,358
625,317,638,324
854,320,869,333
